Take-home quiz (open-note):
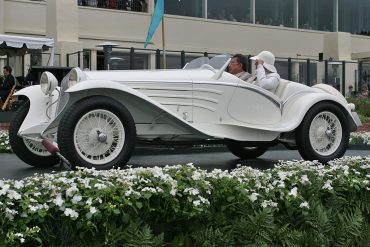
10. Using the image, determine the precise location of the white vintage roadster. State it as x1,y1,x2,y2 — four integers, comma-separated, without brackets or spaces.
9,54,361,169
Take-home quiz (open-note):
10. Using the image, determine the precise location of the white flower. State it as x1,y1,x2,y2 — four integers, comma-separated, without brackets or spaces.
66,186,78,197
86,198,93,205
141,187,157,193
64,208,79,219
13,180,24,189
288,187,298,198
300,175,311,185
0,183,10,196
7,190,22,200
125,189,133,197
299,201,310,209
53,194,64,207
322,180,333,190
94,183,107,190
5,208,17,220
261,200,278,208
184,188,199,196
90,206,97,214
28,205,39,212
249,192,259,202
170,187,177,196
71,195,82,204
193,200,201,206
191,171,202,181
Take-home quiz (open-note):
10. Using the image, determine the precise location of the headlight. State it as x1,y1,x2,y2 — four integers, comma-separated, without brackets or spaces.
68,67,86,88
40,72,58,95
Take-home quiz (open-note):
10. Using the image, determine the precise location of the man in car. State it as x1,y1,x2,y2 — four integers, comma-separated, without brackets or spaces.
228,54,252,81
249,50,280,93
0,66,15,101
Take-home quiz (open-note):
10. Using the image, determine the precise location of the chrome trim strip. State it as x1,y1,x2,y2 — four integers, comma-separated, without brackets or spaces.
160,102,216,112
149,94,218,104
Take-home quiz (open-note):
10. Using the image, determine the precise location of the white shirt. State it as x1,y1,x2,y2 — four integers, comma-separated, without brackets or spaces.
254,64,280,93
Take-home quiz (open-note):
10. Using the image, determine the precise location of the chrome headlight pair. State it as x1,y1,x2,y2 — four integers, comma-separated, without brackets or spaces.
40,68,86,95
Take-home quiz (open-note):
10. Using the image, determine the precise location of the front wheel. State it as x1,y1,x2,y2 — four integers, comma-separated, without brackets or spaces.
296,102,349,163
227,143,268,159
57,96,136,170
9,101,60,167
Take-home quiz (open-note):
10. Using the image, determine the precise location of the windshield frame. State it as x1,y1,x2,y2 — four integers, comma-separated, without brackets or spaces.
183,54,231,70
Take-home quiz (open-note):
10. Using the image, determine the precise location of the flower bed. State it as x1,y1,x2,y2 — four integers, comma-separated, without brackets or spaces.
0,157,369,246
350,131,370,145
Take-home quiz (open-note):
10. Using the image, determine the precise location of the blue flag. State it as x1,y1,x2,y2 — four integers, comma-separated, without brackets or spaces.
144,0,164,48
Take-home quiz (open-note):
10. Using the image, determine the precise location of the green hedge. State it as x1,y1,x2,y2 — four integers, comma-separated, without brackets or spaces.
347,96,370,120
1,157,369,246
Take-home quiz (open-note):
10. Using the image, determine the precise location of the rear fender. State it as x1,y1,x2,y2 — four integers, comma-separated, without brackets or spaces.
281,93,357,132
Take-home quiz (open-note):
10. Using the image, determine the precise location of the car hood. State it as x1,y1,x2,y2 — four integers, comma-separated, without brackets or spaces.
83,69,216,83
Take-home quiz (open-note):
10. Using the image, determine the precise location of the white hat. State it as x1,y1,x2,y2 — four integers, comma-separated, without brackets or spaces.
250,51,277,73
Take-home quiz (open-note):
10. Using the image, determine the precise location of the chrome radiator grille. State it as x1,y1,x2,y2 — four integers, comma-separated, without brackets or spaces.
55,73,71,116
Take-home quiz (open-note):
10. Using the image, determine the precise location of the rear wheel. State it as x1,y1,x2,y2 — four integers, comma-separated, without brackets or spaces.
57,96,136,170
9,101,60,167
227,143,268,159
296,102,349,163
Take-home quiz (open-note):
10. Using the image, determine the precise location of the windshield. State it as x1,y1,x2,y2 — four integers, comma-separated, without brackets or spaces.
183,54,231,70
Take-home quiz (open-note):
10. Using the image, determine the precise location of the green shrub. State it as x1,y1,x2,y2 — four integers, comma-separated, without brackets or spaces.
347,96,370,119
0,157,369,246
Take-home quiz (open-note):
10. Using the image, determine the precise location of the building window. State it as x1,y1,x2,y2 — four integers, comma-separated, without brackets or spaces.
339,0,370,35
164,0,204,18
97,51,148,70
79,0,148,12
255,0,294,27
207,0,252,23
299,0,333,31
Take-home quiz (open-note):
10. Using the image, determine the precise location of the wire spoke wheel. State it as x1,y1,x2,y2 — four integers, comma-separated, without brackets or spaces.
23,135,52,157
309,111,342,156
74,109,125,165
296,103,349,163
58,96,136,169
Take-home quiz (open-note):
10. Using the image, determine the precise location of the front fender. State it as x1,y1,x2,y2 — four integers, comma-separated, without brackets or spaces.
13,86,59,135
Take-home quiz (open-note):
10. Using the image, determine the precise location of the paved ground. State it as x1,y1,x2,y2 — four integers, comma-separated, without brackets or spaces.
1,148,369,180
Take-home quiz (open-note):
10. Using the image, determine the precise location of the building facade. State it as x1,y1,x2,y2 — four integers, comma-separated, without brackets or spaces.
1,0,370,92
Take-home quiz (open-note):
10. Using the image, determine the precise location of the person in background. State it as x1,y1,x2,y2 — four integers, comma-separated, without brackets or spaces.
0,66,15,101
358,84,369,98
228,54,252,82
345,85,354,97
249,51,280,93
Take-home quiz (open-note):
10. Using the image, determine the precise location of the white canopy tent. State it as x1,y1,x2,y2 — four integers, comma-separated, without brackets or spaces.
0,34,54,66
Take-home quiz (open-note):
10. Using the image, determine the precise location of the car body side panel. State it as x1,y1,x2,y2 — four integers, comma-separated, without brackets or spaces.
55,80,281,141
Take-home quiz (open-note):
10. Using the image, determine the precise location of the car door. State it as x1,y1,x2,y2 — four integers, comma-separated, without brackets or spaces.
227,81,282,125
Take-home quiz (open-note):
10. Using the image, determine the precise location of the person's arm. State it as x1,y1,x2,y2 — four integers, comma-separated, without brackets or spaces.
255,64,279,90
